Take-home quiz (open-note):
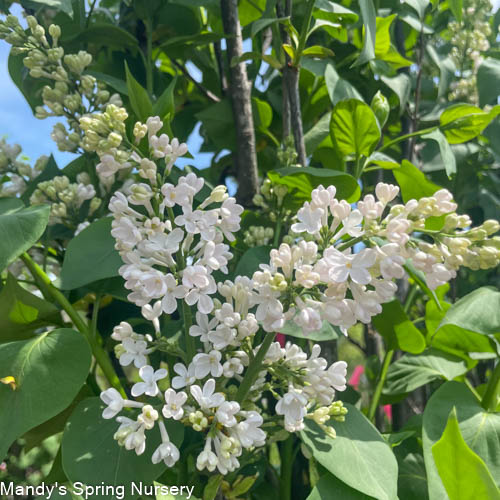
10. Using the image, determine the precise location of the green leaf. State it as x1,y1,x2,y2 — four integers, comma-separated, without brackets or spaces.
426,299,496,357
279,320,341,342
27,0,73,17
397,451,428,500
23,385,92,452
432,408,500,500
403,0,430,19
0,199,23,216
307,473,374,499
301,45,335,59
375,15,396,58
21,154,60,203
314,0,359,25
60,217,122,290
267,166,361,209
399,13,434,34
0,204,50,272
153,77,177,119
330,99,380,157
381,73,411,114
8,49,44,113
353,0,377,67
477,58,500,107
203,474,223,500
125,61,153,121
439,104,500,144
68,24,139,50
250,17,288,37
365,152,400,169
422,129,456,178
305,112,332,154
393,160,441,202
86,70,129,96
196,99,236,150
252,97,273,130
62,398,184,499
372,300,426,354
325,65,363,105
383,348,469,395
300,404,399,500
0,273,61,343
427,46,456,99
437,287,500,337
0,329,91,461
231,52,283,70
234,246,271,278
423,381,500,499
158,32,225,51
448,0,463,23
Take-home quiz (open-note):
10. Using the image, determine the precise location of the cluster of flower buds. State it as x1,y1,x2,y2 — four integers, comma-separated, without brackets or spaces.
447,0,494,103
0,137,48,197
243,225,274,247
253,179,290,217
0,15,122,152
102,131,350,474
30,174,101,227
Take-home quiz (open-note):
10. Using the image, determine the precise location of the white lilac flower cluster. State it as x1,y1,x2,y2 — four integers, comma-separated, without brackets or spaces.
0,137,48,197
30,174,101,228
101,128,350,474
100,127,498,476
0,15,122,152
253,183,500,335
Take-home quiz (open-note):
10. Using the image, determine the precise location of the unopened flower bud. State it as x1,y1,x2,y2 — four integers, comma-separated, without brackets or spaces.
371,91,390,128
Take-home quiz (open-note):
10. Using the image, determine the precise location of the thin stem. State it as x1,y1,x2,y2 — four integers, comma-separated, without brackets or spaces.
21,253,126,397
273,216,283,247
236,331,276,403
482,361,500,411
377,126,436,154
145,16,154,96
182,301,195,361
85,0,98,28
91,293,102,340
296,0,316,59
368,284,418,422
279,435,295,500
337,236,363,252
172,59,220,103
368,349,394,422
354,153,362,179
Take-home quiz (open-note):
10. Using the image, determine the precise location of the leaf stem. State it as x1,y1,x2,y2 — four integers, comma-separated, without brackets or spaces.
273,216,283,247
377,126,437,153
236,331,276,403
21,253,126,397
296,0,316,60
279,435,295,500
482,361,500,412
367,348,394,422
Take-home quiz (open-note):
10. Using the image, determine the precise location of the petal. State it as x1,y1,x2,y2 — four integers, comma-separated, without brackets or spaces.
154,368,168,381
330,267,349,283
353,248,376,268
131,382,146,397
349,267,371,285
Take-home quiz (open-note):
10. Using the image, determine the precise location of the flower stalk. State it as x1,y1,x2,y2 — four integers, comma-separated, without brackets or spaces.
21,252,126,397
